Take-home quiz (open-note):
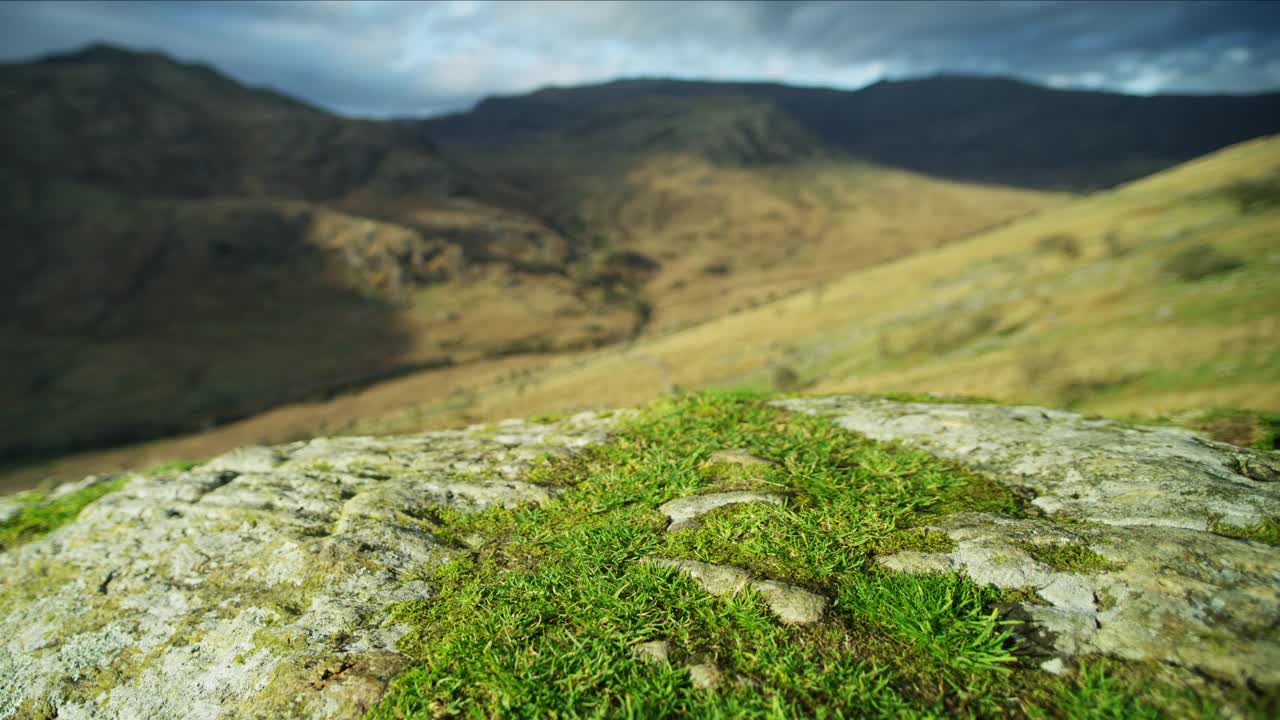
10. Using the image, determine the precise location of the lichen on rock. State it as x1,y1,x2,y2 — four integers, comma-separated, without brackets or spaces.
0,412,616,720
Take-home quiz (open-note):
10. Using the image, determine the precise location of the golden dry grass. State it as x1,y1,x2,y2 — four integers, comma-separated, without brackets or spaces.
348,135,1280,430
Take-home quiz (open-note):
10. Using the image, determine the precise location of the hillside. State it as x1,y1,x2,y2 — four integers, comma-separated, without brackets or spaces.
0,45,1071,465
343,135,1280,435
8,135,1276,493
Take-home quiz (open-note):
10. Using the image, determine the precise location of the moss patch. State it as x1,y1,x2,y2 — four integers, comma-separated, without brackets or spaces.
997,586,1050,607
873,528,957,556
0,476,127,552
368,392,1221,718
1210,517,1280,547
1019,542,1122,574
141,460,202,476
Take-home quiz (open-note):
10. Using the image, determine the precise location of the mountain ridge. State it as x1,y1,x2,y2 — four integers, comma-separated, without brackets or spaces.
426,74,1280,191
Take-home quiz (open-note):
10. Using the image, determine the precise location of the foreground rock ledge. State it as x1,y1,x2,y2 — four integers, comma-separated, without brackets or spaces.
0,413,616,720
1,397,1277,718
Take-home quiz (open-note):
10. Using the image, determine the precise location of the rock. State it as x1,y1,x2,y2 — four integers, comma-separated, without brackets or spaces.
632,640,671,664
642,558,827,625
773,397,1280,690
202,446,282,474
772,397,1280,531
876,512,1280,689
0,415,618,720
658,491,787,531
687,663,722,690
704,449,774,466
1040,658,1069,675
750,578,829,625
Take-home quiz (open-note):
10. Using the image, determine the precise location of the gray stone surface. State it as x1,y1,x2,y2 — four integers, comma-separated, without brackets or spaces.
0,413,616,720
772,397,1280,530
774,397,1280,691
631,640,671,664
642,558,828,625
686,663,722,690
878,512,1280,689
658,491,787,531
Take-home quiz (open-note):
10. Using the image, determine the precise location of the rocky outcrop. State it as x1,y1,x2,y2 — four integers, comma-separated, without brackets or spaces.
774,397,1280,692
3,397,1279,718
0,413,616,720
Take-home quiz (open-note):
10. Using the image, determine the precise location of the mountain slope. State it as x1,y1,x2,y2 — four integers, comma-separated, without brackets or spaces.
0,47,637,460
340,134,1280,435
422,89,1066,334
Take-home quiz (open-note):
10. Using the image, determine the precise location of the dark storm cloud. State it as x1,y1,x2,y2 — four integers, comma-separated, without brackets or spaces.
1,1,1276,118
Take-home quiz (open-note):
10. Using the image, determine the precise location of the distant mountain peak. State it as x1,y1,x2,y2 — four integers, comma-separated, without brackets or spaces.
35,42,169,66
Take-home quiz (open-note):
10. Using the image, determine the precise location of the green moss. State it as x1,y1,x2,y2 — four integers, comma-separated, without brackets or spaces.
1019,542,1122,574
841,391,1002,406
530,412,565,424
0,476,128,552
141,459,202,476
998,586,1049,607
873,528,956,555
1210,517,1280,546
368,392,1194,719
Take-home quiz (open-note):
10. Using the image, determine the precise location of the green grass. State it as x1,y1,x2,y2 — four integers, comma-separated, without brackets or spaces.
0,476,127,551
1052,661,1162,720
369,392,1216,719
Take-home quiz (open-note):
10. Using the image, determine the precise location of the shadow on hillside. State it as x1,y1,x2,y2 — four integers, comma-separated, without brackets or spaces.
0,178,425,464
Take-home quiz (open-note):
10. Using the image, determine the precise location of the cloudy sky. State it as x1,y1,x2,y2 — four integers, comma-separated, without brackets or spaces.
1,0,1277,117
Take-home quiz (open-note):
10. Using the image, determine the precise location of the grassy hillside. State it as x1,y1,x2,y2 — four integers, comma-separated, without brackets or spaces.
425,91,1065,335
7,136,1273,492
346,134,1280,435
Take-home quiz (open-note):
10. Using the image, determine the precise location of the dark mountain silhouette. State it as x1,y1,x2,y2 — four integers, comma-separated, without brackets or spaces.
424,75,1280,191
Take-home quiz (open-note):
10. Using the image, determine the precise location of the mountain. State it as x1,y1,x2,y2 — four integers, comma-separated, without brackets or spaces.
9,136,1277,493
425,75,1280,191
